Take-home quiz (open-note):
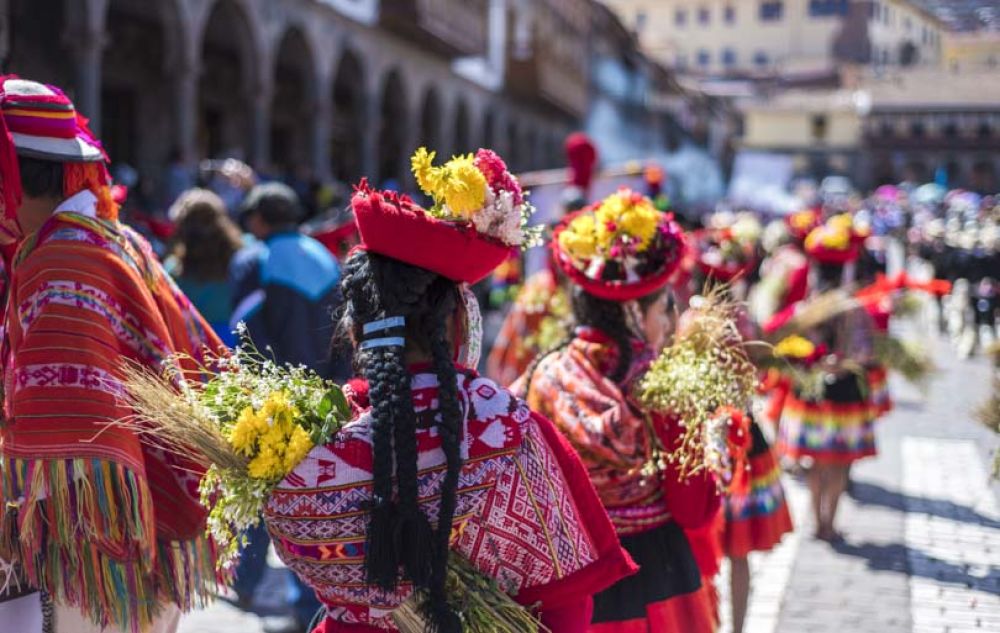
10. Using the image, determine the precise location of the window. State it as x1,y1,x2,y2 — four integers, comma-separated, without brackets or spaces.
942,121,958,139
812,115,828,141
698,6,710,24
870,2,879,20
675,8,687,26
697,49,711,67
809,0,848,17
636,10,647,32
910,121,925,138
753,51,769,67
724,5,736,24
676,53,688,70
880,122,894,138
760,2,783,21
978,122,992,140
722,48,737,67
904,17,912,32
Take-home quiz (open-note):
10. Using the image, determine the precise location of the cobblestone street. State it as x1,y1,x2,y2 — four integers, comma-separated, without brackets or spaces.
180,332,1000,633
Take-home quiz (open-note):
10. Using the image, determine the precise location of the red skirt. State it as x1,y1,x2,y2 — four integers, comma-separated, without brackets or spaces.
777,375,877,465
589,520,716,633
588,587,716,633
724,422,794,558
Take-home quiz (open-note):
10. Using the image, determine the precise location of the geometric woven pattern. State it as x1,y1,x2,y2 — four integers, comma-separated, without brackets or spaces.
264,370,605,629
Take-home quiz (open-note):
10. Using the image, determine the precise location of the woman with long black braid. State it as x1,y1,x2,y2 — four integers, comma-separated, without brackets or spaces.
260,153,634,633
517,189,721,632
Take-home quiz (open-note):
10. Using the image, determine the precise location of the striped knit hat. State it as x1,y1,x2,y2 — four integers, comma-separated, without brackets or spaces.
0,76,112,244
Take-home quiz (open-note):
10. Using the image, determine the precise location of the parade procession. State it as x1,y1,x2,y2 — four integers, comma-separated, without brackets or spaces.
0,1,998,633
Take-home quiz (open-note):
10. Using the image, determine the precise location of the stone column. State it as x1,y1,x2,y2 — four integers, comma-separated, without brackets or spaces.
250,81,273,171
311,91,332,181
361,85,379,181
73,33,104,133
173,59,200,164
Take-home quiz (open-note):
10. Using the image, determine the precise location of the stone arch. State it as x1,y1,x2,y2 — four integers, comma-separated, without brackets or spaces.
376,68,409,187
418,85,443,150
330,47,366,184
4,0,77,90
197,0,261,161
101,0,188,196
453,98,471,155
271,25,317,178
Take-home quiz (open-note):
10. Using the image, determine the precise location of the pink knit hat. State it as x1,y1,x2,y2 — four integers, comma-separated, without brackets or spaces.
0,76,108,244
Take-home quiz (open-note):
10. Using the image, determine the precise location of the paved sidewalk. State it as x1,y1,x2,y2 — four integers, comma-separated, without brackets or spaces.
763,331,998,633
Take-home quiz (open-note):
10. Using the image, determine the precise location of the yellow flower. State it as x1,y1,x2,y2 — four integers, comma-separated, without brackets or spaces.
247,446,284,480
790,210,816,230
262,390,298,426
412,147,442,195
284,425,314,472
592,190,660,253
558,213,598,259
828,213,853,230
774,335,816,359
410,147,486,217
618,203,659,251
230,406,263,455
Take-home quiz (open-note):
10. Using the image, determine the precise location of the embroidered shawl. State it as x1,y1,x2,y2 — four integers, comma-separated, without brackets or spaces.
264,368,635,630
515,328,673,535
0,212,224,632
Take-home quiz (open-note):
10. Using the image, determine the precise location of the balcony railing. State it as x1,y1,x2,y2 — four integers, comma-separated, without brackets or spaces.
380,0,488,57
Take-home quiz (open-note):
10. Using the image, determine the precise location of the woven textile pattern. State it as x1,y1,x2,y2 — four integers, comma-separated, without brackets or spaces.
264,370,601,629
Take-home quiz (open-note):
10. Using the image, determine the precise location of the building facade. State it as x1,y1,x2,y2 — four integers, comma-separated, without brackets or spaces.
0,0,602,207
606,0,944,76
736,69,1000,192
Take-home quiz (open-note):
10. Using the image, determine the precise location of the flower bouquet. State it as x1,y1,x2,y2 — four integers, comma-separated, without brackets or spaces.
118,335,351,564
411,147,542,249
636,292,758,483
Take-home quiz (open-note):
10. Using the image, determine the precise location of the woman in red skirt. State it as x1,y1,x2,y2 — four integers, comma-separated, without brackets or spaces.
518,189,721,632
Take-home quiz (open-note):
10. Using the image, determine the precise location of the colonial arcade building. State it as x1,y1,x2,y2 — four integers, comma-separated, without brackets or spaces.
0,0,592,202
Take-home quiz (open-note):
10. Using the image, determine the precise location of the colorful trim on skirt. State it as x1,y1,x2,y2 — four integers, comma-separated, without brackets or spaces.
724,422,794,558
589,520,713,633
867,364,892,417
777,375,877,465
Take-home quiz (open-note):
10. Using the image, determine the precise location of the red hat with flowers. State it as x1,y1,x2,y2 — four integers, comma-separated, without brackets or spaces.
552,188,685,301
352,147,539,284
696,213,761,281
804,213,865,264
785,208,820,242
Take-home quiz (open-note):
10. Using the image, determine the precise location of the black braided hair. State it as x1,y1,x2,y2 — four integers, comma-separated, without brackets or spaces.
570,287,635,382
339,250,463,633
521,285,665,394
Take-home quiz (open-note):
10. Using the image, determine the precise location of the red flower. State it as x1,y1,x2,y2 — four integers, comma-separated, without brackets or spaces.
474,149,523,206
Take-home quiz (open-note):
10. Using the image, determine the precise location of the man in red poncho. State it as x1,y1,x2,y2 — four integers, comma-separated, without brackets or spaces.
0,77,224,633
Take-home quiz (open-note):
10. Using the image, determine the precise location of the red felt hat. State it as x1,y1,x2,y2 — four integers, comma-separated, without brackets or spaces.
352,181,513,284
786,209,820,241
803,214,863,264
551,198,685,302
694,228,756,282
804,240,860,264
